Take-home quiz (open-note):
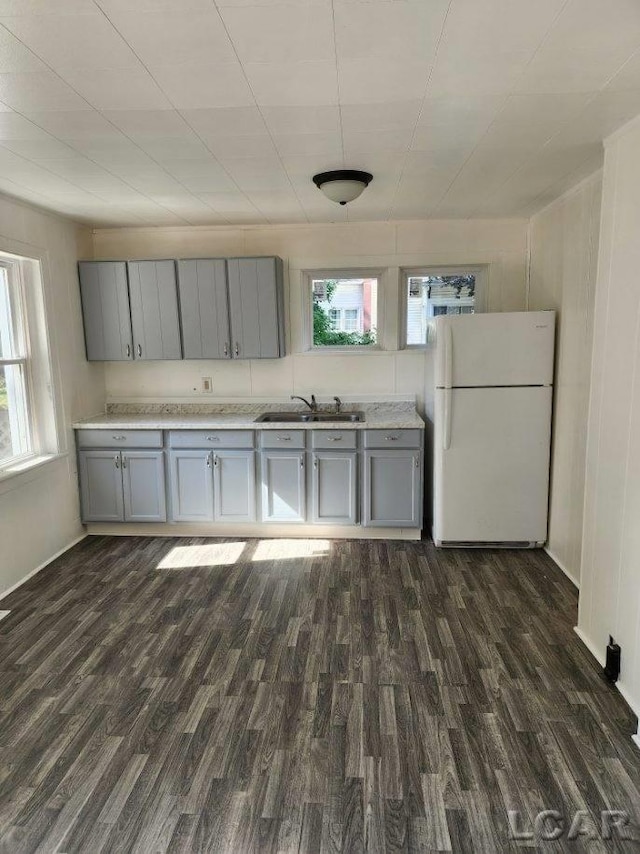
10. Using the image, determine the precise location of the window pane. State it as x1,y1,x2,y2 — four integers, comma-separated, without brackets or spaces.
312,277,377,347
0,363,30,463
0,267,19,359
406,274,476,345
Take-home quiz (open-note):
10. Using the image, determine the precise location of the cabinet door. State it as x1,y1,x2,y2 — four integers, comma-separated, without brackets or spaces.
78,450,124,522
213,450,256,523
363,450,422,528
127,260,182,360
311,452,357,525
260,450,306,522
177,259,231,360
227,257,284,359
78,261,133,361
122,451,167,522
168,450,214,522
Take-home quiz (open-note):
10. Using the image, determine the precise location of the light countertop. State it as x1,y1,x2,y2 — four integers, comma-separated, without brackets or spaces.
73,402,425,431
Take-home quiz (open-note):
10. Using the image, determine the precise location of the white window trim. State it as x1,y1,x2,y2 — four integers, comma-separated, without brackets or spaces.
400,264,489,350
302,268,386,353
0,245,61,480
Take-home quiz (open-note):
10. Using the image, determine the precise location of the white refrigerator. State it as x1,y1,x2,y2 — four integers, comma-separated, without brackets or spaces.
432,310,555,547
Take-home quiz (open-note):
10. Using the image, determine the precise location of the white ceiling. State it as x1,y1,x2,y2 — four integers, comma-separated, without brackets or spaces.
0,0,639,227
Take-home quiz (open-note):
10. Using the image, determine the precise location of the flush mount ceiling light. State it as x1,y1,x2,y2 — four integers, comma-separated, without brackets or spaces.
312,169,373,205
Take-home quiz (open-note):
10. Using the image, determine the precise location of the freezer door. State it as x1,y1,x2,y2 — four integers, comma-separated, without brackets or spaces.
433,386,552,545
434,311,555,388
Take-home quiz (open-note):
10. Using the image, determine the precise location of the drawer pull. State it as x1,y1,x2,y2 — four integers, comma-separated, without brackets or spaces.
327,436,343,442
206,436,220,442
112,435,127,441
277,436,292,441
385,435,399,441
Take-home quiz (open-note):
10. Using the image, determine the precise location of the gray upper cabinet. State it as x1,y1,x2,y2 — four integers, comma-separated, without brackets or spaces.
227,257,285,359
78,261,133,361
78,450,125,522
311,451,357,525
260,450,306,523
127,260,182,360
214,450,256,523
122,451,167,523
177,259,231,360
363,449,422,527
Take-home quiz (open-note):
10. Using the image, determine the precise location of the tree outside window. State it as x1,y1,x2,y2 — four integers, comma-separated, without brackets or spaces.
312,277,377,347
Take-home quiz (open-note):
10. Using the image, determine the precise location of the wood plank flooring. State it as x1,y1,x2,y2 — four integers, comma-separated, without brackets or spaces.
0,536,639,853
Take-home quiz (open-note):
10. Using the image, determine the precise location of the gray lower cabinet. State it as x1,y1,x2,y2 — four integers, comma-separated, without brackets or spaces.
78,261,133,361
363,449,422,527
79,450,125,522
127,260,182,360
122,451,167,522
260,450,306,523
169,450,214,522
79,449,166,522
311,451,357,525
213,450,256,523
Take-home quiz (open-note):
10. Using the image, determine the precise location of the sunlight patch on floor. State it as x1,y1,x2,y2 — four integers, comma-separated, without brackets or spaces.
251,539,331,562
157,542,247,569
0,611,10,621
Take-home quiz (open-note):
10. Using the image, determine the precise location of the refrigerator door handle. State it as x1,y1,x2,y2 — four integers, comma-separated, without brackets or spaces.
444,323,453,389
443,388,452,450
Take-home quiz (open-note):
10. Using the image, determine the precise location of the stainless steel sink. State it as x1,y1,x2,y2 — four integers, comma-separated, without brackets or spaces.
256,411,365,423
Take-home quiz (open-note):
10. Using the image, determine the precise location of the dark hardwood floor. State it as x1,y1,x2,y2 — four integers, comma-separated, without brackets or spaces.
0,535,638,853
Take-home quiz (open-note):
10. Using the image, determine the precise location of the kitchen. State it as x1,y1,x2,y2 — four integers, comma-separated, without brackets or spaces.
0,0,640,850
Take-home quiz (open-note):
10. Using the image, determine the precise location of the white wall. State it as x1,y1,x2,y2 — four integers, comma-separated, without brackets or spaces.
0,194,105,598
577,116,640,719
92,218,529,422
528,172,602,586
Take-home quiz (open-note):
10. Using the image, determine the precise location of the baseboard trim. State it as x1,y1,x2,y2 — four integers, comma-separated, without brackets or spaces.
545,547,579,588
84,522,422,540
574,625,640,746
0,534,87,602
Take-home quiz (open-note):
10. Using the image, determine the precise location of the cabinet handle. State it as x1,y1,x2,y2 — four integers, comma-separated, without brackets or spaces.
206,452,211,468
121,456,127,469
137,344,142,357
114,454,120,469
213,455,218,467
112,435,126,441
313,458,318,469
224,342,229,357
206,436,220,442
385,435,399,441
277,436,291,441
126,344,131,358
415,456,419,468
300,456,304,468
234,342,240,357
326,436,342,442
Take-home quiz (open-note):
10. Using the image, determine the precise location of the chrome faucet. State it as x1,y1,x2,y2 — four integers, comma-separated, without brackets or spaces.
333,396,342,413
291,394,317,412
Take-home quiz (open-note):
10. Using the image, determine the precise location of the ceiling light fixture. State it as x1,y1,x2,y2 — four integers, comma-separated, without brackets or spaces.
312,169,373,205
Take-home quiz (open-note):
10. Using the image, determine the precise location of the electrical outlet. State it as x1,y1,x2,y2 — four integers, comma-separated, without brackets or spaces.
201,376,213,394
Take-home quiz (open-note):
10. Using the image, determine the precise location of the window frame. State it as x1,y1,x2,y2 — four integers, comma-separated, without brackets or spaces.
0,258,34,468
0,246,61,482
400,264,488,350
302,268,385,353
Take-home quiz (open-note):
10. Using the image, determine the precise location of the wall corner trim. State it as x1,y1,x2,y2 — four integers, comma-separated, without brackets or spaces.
545,547,579,588
0,533,86,602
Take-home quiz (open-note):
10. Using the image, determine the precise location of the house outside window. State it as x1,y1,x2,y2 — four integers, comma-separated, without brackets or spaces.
0,260,31,465
403,266,487,347
309,272,379,348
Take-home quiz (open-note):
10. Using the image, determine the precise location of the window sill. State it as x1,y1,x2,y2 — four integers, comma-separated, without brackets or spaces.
0,452,67,494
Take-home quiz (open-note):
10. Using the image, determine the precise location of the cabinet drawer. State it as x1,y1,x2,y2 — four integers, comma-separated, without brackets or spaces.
363,429,422,449
76,429,163,449
169,430,254,448
312,430,357,450
260,430,306,450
